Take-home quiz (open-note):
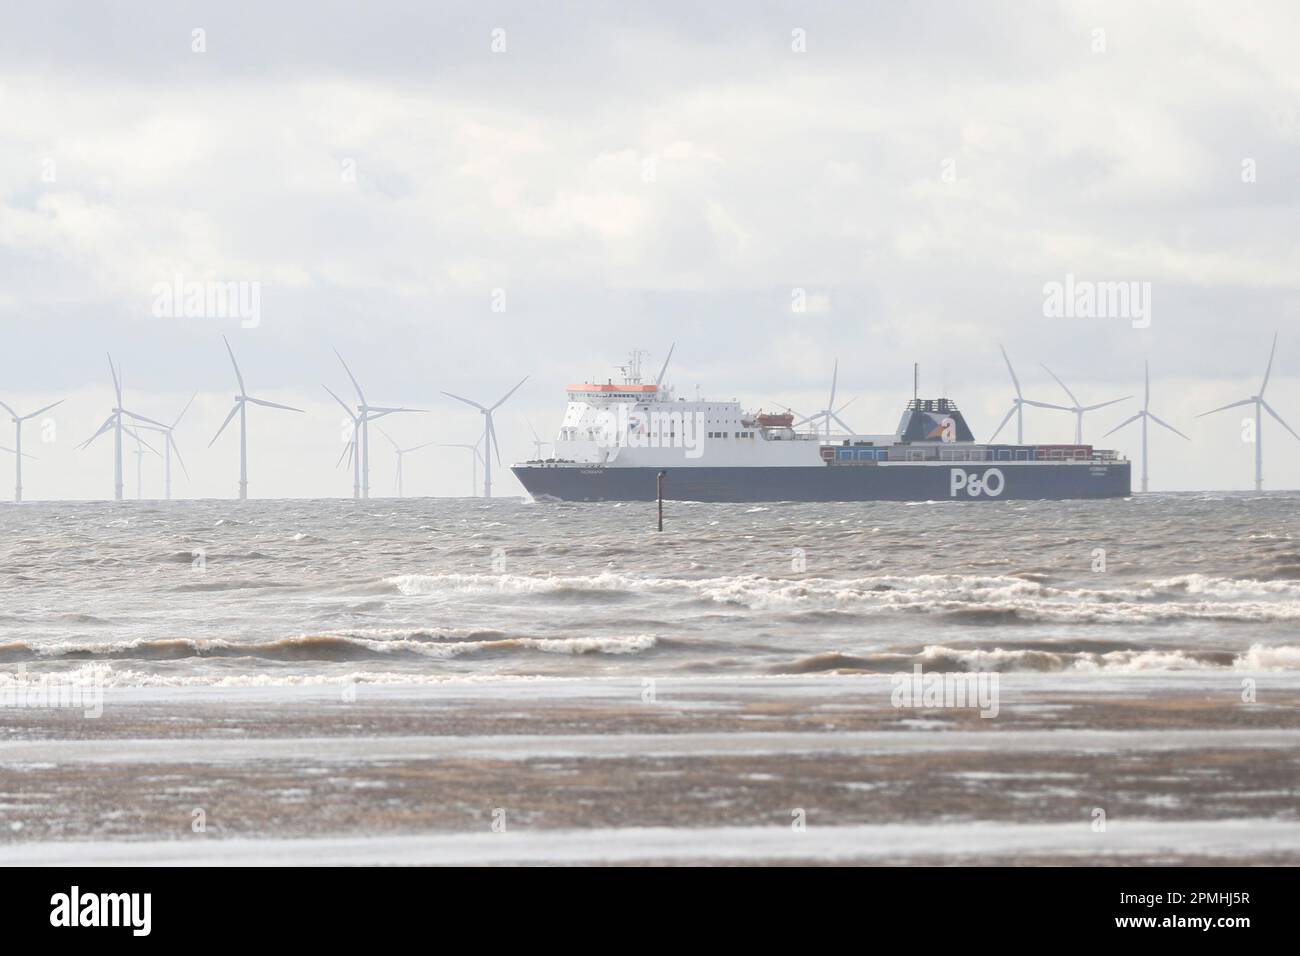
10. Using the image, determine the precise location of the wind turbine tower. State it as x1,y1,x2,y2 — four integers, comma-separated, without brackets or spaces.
442,377,529,498
332,350,425,499
209,336,303,500
80,356,167,501
375,426,437,497
439,440,485,497
0,396,63,502
1104,362,1189,493
1198,333,1299,491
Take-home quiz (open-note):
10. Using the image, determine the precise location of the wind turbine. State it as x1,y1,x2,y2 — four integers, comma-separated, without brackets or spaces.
0,396,63,502
128,395,194,500
323,385,368,499
439,440,485,497
1105,362,1189,493
1033,365,1131,444
128,429,157,499
332,350,425,499
80,356,168,501
1198,332,1298,491
209,336,303,500
442,377,528,498
525,418,550,460
989,346,1033,444
790,360,857,437
374,425,437,497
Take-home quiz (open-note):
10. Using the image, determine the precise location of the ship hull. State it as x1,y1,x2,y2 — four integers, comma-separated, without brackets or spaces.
512,462,1131,503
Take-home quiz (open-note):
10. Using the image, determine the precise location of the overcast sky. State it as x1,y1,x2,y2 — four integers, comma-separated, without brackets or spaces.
1,0,1299,499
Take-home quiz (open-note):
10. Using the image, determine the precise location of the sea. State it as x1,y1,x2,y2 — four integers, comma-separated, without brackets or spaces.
2,493,1298,686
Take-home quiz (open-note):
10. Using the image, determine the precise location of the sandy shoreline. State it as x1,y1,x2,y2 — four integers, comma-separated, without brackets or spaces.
2,675,1298,864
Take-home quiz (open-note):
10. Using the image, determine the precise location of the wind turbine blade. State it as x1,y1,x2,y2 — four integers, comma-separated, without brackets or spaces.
1081,396,1131,412
79,415,118,449
222,335,246,395
830,413,855,434
374,425,399,450
989,406,1016,442
1000,346,1022,398
525,417,541,442
490,376,529,412
0,445,37,460
1143,361,1150,411
1146,412,1190,441
774,403,809,420
19,399,63,420
0,399,15,418
442,391,487,412
108,354,122,403
122,428,160,454
365,405,426,415
333,349,366,403
120,409,170,429
1260,332,1278,396
1261,399,1300,442
170,434,191,479
827,359,839,411
172,393,197,429
322,385,357,419
1021,399,1071,411
792,413,821,428
245,396,304,412
336,439,353,469
208,403,241,447
655,343,675,386
1103,413,1143,437
406,440,440,453
1197,398,1254,417
833,396,858,415
1041,364,1079,407
487,416,502,466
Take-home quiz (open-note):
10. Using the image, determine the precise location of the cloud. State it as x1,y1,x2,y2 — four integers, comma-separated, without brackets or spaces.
1,0,1299,496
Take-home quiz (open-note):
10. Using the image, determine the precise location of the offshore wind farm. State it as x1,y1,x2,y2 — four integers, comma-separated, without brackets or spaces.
1,336,1299,502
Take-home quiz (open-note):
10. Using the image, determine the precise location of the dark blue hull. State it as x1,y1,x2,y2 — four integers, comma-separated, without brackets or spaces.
512,462,1131,502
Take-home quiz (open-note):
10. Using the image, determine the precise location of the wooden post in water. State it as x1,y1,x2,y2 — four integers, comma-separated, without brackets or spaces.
656,471,665,531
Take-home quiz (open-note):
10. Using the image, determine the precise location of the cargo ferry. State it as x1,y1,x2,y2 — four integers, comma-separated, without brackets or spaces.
511,350,1130,502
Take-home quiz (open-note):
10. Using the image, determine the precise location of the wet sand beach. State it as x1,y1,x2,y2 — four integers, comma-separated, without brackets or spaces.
3,675,1298,865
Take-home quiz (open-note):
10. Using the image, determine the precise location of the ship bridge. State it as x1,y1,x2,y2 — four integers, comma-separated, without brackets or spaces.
565,382,664,403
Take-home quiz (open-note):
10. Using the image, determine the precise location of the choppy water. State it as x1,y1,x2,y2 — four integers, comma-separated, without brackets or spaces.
2,494,1299,686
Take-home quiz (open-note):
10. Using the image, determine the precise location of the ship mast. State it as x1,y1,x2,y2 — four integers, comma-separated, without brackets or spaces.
618,349,647,385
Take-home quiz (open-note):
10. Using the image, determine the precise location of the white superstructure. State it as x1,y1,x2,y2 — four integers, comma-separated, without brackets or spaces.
540,350,896,469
